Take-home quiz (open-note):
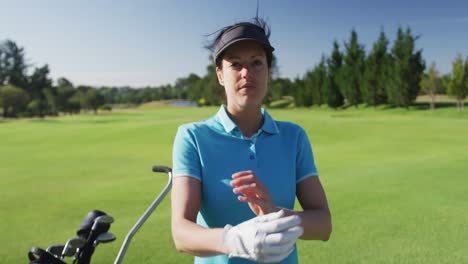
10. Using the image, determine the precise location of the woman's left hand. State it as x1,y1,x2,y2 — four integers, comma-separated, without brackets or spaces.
230,170,276,216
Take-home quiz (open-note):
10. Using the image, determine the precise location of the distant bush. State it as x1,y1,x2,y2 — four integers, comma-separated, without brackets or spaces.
0,85,30,117
269,99,293,109
111,103,138,109
99,104,112,112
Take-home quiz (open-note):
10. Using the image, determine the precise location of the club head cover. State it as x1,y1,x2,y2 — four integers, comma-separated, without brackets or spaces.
76,210,110,238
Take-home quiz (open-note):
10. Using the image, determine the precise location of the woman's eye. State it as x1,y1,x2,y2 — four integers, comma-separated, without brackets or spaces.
253,60,263,66
230,62,242,69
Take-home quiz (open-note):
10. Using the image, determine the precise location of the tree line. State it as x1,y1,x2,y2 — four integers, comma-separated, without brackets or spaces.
175,26,467,111
272,27,467,111
1,26,467,118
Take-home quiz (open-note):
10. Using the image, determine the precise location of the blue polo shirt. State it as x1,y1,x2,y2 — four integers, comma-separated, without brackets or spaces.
172,105,318,264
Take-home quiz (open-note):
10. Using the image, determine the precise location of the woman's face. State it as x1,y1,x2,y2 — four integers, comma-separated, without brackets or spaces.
216,41,269,111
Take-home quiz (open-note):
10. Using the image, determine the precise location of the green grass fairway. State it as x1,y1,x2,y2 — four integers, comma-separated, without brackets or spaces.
1,106,467,263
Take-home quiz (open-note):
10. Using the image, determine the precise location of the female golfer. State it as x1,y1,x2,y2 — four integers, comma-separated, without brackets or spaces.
171,18,331,264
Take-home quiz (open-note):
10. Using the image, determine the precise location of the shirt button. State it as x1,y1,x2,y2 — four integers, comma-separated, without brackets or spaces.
249,154,255,160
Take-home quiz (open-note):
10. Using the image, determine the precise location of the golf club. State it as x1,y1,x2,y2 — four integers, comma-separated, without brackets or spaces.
46,244,64,258
61,237,86,260
91,215,114,230
93,232,116,247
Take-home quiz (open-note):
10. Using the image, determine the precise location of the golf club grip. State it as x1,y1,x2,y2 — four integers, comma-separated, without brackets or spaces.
152,165,172,173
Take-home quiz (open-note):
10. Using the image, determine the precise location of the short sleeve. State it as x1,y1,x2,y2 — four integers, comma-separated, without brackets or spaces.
172,125,202,181
296,127,318,183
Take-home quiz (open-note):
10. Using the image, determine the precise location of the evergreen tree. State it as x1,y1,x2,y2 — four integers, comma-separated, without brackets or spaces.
56,77,79,114
85,88,105,114
176,73,200,101
388,26,425,108
300,71,314,107
0,40,29,89
0,47,5,85
28,64,53,117
269,54,280,81
293,77,306,107
465,57,468,107
43,87,58,116
311,56,328,106
406,28,425,106
327,41,344,108
340,30,366,107
387,28,404,106
363,29,389,106
267,78,293,104
204,63,224,105
186,75,203,103
303,69,316,106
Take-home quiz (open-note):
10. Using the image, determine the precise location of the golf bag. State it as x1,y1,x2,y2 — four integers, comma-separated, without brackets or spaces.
28,209,114,264
28,165,172,264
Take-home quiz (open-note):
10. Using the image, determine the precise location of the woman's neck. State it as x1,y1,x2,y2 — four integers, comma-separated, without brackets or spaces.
226,104,263,138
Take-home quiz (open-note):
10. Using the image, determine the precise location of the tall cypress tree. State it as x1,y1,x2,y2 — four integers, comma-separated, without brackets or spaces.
302,70,315,107
293,77,306,107
311,56,328,106
387,28,404,106
388,26,425,107
340,30,366,107
303,69,316,106
327,41,344,108
363,29,389,106
465,57,468,111
405,28,425,106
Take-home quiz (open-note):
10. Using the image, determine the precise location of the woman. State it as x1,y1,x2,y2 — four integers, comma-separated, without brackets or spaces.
171,18,331,264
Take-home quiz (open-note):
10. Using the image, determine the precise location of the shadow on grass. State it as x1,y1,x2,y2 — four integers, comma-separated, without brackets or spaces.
29,118,61,123
340,102,458,111
412,102,457,110
28,114,130,125
80,119,124,124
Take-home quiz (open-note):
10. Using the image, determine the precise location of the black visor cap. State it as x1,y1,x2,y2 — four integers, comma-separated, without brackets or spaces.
213,23,275,62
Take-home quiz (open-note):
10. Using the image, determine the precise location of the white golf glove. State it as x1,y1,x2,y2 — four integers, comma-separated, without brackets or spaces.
222,210,303,263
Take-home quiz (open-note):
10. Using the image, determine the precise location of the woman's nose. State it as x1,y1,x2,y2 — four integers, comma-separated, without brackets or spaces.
240,65,253,78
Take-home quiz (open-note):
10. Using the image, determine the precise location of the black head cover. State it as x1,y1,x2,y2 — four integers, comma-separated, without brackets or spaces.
76,210,110,238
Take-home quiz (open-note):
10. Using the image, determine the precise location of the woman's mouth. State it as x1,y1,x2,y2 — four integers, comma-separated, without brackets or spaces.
240,83,255,90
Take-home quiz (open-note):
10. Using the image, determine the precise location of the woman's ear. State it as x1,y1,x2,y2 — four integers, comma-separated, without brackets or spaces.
216,67,224,86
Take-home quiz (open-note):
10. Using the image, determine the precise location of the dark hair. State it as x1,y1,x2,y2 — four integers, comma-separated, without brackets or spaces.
205,17,273,69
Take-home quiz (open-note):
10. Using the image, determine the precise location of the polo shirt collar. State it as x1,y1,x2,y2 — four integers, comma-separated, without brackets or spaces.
216,105,279,135
261,108,279,134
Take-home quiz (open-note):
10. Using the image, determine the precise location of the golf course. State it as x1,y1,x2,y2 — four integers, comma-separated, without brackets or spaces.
1,105,467,263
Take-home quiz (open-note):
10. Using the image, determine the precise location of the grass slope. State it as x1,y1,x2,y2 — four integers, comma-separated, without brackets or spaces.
0,106,467,263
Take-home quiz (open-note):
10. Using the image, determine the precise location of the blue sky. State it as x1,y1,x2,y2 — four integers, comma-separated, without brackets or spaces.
1,0,467,87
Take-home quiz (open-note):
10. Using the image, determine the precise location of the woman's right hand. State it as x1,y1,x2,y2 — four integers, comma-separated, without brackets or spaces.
230,170,276,215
